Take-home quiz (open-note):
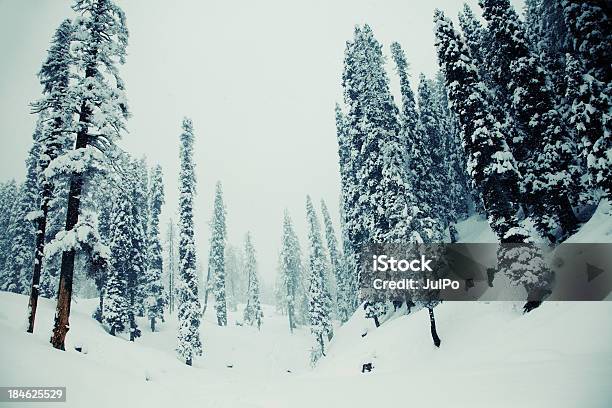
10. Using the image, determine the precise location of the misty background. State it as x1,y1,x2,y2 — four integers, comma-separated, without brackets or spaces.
0,0,523,287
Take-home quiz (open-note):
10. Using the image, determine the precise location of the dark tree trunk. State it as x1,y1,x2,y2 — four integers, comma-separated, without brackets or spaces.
558,193,578,241
98,289,104,321
50,139,87,349
523,300,542,313
27,192,50,333
150,317,156,332
186,358,192,366
49,62,94,349
428,307,441,347
372,314,380,328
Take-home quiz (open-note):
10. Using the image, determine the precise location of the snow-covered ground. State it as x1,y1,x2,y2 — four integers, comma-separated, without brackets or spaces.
1,293,611,407
1,206,611,407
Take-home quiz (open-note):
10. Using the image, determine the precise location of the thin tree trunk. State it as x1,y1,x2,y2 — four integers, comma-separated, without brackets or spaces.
49,69,93,349
559,193,578,241
428,307,441,347
27,191,50,333
98,288,104,322
50,155,86,349
150,317,156,332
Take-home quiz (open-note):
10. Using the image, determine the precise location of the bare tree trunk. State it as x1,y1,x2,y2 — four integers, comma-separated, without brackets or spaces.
150,317,156,332
50,101,89,350
27,190,50,333
428,307,441,347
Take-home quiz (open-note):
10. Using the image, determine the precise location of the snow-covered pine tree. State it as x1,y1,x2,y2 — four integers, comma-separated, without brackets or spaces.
342,26,425,327
91,177,113,322
434,10,552,309
434,10,523,242
27,19,75,333
224,244,241,312
145,164,165,331
334,105,359,319
120,159,145,341
50,0,129,350
458,4,488,68
165,218,178,314
562,0,612,199
133,158,150,317
177,118,202,365
2,123,42,294
417,74,451,229
104,186,131,336
389,42,443,237
0,181,18,286
243,232,263,329
306,195,332,363
209,181,227,326
479,0,579,242
279,210,303,332
434,71,471,224
320,200,349,323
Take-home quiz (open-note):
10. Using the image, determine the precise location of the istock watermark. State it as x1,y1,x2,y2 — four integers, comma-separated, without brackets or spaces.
359,243,612,301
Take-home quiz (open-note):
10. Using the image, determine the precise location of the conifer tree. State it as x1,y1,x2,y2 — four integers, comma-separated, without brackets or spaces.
342,26,424,327
389,42,441,236
3,127,42,294
145,165,165,331
479,0,579,241
334,105,359,318
279,210,303,332
0,180,18,274
562,0,612,198
133,158,150,317
320,200,350,323
165,219,178,314
243,232,263,329
177,118,202,365
306,195,332,363
224,244,241,311
434,9,552,309
417,74,450,229
28,19,74,332
50,0,129,350
104,187,131,336
209,181,227,326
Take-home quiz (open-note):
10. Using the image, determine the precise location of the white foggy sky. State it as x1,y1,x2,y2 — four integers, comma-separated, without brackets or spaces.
0,0,523,286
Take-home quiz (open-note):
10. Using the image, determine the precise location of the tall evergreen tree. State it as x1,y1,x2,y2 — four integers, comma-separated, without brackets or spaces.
176,118,202,366
334,105,359,319
0,180,18,275
434,9,552,308
133,158,150,317
479,0,579,242
320,200,349,323
390,42,442,235
3,125,42,294
104,187,131,336
417,74,450,229
165,218,178,314
209,181,227,326
279,210,303,332
50,0,129,350
342,25,425,327
306,195,332,364
124,160,145,341
145,164,165,331
562,0,612,198
28,19,74,333
243,232,263,329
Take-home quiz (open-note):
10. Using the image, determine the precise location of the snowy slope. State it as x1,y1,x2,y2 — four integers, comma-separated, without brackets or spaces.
1,204,611,408
1,292,611,408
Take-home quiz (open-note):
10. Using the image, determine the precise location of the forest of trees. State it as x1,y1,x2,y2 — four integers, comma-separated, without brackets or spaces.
0,0,609,367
